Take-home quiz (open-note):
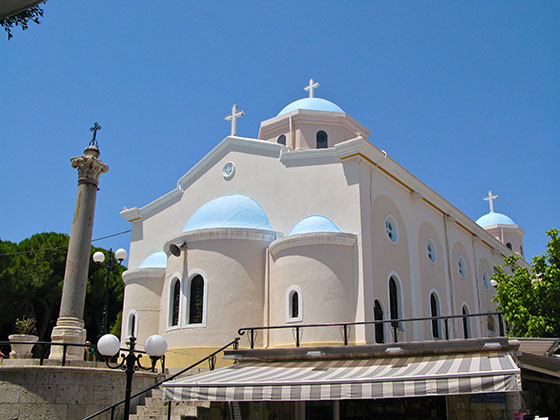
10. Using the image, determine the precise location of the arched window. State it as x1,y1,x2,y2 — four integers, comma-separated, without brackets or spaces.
316,130,328,149
462,305,471,338
189,275,205,324
430,293,440,339
506,242,512,250
291,291,299,318
127,310,138,338
286,286,303,322
389,276,400,328
168,278,181,328
374,300,384,344
277,135,286,145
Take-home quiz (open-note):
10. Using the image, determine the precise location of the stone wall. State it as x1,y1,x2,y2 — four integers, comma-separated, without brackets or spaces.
0,365,159,420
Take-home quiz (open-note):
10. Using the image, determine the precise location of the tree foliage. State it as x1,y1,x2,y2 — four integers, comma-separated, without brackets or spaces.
1,4,45,40
492,228,560,337
0,232,125,343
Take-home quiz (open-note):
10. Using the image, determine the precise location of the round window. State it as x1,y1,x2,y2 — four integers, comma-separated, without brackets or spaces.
384,215,399,243
426,239,437,263
222,162,235,179
482,272,490,290
457,257,466,278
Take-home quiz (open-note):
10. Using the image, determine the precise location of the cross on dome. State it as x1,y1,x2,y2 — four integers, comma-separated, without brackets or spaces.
483,190,499,213
304,78,320,98
225,104,244,136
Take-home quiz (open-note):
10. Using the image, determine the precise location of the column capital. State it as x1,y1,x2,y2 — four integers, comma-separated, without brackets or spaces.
71,153,109,185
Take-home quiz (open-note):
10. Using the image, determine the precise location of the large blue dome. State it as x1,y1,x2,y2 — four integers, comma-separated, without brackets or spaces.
288,215,342,235
476,211,516,227
183,194,273,232
139,251,167,268
278,98,344,116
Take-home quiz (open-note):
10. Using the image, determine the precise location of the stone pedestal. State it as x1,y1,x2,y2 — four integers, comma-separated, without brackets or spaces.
50,317,86,361
51,145,108,360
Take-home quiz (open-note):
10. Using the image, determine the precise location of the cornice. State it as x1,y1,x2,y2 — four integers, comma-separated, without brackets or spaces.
122,268,166,285
270,232,357,256
334,138,526,262
163,227,280,255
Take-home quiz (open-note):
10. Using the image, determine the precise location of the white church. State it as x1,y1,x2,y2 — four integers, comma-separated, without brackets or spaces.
118,80,529,418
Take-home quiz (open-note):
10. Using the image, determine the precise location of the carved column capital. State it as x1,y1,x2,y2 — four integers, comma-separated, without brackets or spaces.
71,154,109,185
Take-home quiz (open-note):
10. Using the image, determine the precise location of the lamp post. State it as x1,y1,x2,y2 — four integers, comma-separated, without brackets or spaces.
93,248,127,336
97,334,167,420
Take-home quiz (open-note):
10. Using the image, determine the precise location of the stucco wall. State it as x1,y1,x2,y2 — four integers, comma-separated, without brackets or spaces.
161,236,268,349
269,240,356,346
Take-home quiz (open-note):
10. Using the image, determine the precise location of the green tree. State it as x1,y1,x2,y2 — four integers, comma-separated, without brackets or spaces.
1,4,45,40
0,232,125,342
492,228,560,337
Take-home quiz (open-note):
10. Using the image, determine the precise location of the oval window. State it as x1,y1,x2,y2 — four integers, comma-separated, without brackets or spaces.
426,239,437,263
385,215,399,243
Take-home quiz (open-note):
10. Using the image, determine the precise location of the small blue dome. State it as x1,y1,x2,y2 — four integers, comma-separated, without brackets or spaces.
476,211,516,227
278,98,344,116
139,251,167,268
288,215,342,235
183,194,273,232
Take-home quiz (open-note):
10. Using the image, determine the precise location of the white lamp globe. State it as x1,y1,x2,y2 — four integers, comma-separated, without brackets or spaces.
115,248,128,262
97,334,121,356
93,251,105,264
490,279,499,288
145,335,167,357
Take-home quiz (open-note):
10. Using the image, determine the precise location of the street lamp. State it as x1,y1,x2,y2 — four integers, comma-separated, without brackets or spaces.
93,248,127,335
97,334,167,420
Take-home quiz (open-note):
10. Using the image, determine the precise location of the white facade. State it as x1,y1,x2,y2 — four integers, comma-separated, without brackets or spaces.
119,94,524,366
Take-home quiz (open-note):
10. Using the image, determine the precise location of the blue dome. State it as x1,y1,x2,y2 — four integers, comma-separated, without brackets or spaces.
288,215,342,235
278,98,344,116
139,251,167,268
476,211,516,227
183,194,273,232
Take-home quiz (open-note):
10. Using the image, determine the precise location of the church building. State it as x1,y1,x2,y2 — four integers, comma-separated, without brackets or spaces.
119,80,527,418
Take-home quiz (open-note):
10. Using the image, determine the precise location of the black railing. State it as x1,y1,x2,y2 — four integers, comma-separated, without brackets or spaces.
0,340,161,369
238,312,505,349
82,337,240,420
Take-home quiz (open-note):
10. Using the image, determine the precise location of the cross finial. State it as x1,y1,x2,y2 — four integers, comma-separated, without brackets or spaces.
483,190,499,213
225,104,244,136
89,122,102,146
304,78,320,98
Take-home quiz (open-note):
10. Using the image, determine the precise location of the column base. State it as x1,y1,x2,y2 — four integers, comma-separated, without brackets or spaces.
50,316,86,361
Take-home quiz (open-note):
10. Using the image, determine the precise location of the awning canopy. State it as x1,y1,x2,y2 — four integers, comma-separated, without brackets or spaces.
163,353,521,402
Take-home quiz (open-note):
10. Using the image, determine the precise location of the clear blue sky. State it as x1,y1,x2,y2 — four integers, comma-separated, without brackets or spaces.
2,1,558,264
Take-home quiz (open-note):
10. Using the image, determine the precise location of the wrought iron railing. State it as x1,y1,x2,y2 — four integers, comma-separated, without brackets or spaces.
0,340,118,366
82,337,240,420
237,311,505,349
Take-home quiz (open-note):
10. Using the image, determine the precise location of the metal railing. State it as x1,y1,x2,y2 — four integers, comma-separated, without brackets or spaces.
238,311,505,349
82,337,240,420
0,340,108,366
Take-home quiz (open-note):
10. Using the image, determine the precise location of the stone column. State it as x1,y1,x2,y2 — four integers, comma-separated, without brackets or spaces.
50,145,108,360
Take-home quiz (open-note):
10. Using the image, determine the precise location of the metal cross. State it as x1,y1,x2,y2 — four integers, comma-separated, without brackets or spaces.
225,104,244,136
89,122,102,146
483,190,499,212
304,78,320,98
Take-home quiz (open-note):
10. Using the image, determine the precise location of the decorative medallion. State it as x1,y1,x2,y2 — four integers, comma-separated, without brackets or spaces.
222,161,235,179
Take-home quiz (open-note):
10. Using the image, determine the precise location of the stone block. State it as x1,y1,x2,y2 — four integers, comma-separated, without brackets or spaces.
66,403,86,420
0,383,22,403
18,403,46,420
35,384,56,402
0,403,20,420
19,385,43,404
55,384,81,405
46,403,67,420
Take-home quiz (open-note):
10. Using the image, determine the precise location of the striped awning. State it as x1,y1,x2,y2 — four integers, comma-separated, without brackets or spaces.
163,353,521,401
